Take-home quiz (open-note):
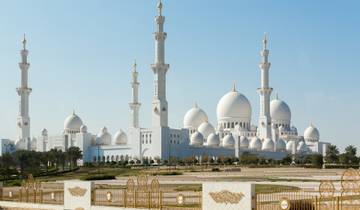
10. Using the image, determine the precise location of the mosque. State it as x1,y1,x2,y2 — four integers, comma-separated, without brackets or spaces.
1,1,329,163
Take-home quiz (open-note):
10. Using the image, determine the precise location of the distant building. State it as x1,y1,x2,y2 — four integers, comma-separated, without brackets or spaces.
6,1,330,163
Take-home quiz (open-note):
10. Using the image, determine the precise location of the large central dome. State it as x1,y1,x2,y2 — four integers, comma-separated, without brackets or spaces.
216,87,252,125
64,112,83,133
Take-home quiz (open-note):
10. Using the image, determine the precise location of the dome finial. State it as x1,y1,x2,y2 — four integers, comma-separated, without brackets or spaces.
72,109,76,115
22,33,27,50
157,0,163,16
133,59,137,72
232,81,237,92
194,102,198,108
263,32,268,50
276,93,279,100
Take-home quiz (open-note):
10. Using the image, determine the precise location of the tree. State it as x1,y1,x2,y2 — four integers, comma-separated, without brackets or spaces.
40,152,50,173
281,155,292,165
325,144,339,164
304,154,323,168
339,145,358,165
66,147,83,170
0,153,17,180
240,152,259,165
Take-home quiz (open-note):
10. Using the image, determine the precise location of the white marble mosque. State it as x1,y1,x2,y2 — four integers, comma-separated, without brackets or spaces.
0,1,329,163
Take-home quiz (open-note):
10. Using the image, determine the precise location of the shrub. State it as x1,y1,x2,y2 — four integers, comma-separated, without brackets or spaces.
5,179,22,187
81,174,116,181
211,168,220,172
150,171,182,176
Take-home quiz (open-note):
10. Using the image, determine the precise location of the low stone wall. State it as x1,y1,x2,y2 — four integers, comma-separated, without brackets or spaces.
0,201,63,210
0,201,140,210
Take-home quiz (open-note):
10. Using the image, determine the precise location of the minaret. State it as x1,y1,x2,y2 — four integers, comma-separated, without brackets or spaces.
257,34,273,140
129,61,141,128
151,0,169,127
16,35,32,150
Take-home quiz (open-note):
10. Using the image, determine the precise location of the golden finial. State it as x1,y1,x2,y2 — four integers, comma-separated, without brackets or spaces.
133,59,137,71
22,34,27,50
263,32,268,50
157,0,163,16
232,81,237,92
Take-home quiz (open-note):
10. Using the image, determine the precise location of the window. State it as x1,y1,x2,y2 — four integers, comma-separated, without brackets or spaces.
231,122,235,128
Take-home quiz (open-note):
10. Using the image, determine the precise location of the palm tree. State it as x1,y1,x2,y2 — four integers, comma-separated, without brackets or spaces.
0,153,16,180
66,147,82,170
40,152,50,173
326,144,339,164
340,145,358,165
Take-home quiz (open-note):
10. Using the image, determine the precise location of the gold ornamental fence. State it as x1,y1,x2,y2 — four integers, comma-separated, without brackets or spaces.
256,168,360,210
0,175,201,209
91,175,202,210
0,175,64,205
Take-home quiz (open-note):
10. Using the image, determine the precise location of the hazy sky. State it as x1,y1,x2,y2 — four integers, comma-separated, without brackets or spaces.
0,0,359,151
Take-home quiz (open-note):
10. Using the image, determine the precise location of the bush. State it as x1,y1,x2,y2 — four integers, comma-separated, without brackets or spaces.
5,179,22,187
211,168,220,172
150,171,182,176
81,174,116,181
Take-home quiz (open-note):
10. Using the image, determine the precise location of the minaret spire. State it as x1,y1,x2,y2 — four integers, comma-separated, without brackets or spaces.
22,34,27,50
130,60,141,128
257,33,273,140
263,33,268,50
157,0,163,16
151,0,169,127
16,34,32,150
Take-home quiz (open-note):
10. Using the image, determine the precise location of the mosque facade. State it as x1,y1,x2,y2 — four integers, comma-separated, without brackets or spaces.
1,1,329,163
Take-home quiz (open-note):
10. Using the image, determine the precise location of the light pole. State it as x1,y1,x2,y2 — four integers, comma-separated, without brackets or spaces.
96,142,101,174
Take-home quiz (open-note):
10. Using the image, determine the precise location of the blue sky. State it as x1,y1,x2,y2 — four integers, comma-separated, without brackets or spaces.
0,0,359,151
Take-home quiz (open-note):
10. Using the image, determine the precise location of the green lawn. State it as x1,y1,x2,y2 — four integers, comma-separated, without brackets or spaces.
255,184,300,194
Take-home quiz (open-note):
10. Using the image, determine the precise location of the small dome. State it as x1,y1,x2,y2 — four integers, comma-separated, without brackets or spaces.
304,124,320,142
249,137,262,150
198,122,215,139
113,129,127,145
64,112,83,132
262,138,274,151
190,131,204,146
270,98,291,124
183,104,208,129
240,136,249,148
207,133,220,147
97,127,111,145
80,125,88,133
276,139,286,151
42,128,48,136
297,141,309,153
216,87,252,123
222,134,235,148
286,140,296,153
